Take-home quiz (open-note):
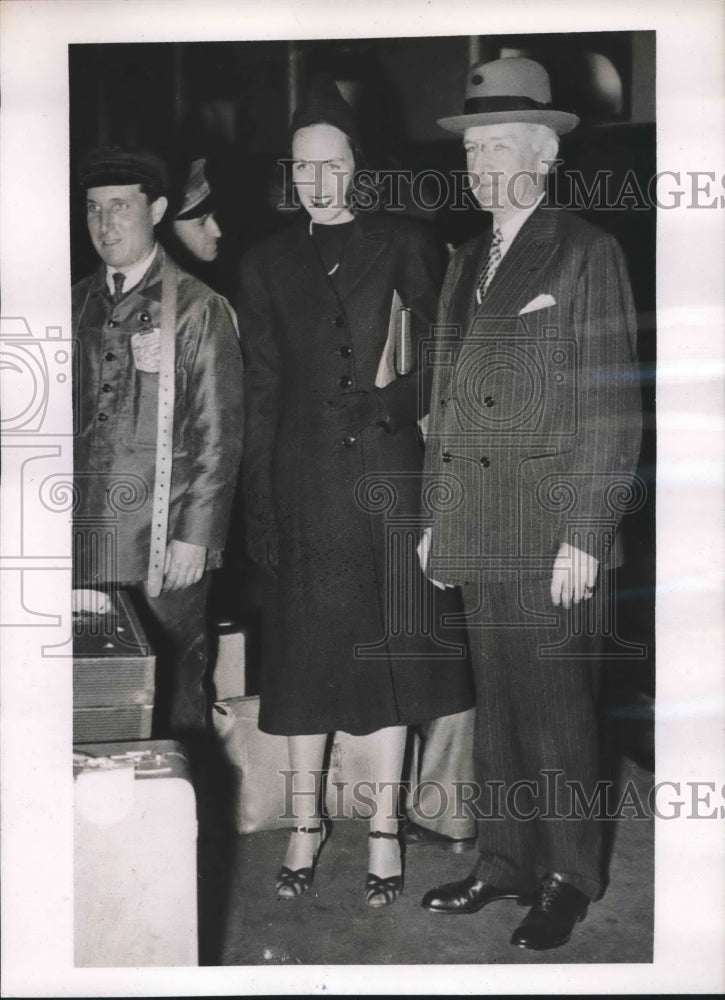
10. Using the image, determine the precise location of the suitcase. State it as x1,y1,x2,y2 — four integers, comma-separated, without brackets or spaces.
73,740,198,967
212,696,295,833
213,696,417,831
73,589,156,742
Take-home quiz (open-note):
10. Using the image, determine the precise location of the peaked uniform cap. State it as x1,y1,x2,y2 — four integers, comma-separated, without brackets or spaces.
175,158,214,220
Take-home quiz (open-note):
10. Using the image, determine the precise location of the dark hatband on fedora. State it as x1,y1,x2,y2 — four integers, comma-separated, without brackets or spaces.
438,57,579,136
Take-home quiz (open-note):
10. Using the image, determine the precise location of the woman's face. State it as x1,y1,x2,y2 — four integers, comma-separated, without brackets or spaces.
291,123,355,226
172,212,222,262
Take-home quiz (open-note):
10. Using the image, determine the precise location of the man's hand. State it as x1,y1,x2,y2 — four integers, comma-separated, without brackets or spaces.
550,542,599,609
162,539,207,592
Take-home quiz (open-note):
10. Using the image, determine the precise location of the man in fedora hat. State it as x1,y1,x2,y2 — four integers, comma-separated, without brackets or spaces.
72,146,244,742
418,58,642,949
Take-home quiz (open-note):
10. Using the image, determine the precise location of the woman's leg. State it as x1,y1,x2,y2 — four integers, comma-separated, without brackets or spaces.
351,725,408,879
281,732,328,872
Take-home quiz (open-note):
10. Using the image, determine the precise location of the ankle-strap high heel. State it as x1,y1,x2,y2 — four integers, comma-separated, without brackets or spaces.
276,822,330,901
365,830,404,908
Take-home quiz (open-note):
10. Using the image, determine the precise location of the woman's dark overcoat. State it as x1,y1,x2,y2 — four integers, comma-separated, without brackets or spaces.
238,213,473,735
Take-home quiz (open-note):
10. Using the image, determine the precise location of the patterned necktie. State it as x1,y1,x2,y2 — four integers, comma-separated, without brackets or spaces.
111,271,125,304
475,227,503,304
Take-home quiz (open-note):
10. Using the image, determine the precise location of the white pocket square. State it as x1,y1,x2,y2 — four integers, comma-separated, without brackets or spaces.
519,293,556,315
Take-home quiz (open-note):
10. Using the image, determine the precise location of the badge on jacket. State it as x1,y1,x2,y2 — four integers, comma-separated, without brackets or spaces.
131,329,161,373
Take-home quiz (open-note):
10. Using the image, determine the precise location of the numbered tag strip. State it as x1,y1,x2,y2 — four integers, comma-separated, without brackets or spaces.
146,258,178,598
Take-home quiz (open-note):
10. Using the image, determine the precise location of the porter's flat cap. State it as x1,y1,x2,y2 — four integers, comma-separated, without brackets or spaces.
78,146,167,194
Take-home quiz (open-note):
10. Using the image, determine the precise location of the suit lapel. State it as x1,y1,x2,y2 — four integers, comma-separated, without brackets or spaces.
433,235,487,403
453,232,490,335
439,208,561,391
478,207,560,316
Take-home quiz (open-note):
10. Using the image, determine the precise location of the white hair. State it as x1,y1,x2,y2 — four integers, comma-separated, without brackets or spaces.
524,122,560,155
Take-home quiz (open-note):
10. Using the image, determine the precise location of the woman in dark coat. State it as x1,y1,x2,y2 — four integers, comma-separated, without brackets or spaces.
238,77,473,907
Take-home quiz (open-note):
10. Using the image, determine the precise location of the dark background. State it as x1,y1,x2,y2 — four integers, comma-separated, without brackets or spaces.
69,32,656,762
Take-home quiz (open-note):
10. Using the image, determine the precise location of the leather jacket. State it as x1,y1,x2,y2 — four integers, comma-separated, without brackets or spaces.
72,245,244,584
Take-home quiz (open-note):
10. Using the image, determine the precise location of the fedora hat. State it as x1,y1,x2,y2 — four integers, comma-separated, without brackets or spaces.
438,57,579,135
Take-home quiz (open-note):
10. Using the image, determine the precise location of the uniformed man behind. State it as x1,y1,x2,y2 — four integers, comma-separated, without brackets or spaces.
72,146,244,740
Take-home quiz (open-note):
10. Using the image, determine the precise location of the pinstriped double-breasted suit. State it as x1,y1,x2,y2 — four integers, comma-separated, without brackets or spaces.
423,206,642,898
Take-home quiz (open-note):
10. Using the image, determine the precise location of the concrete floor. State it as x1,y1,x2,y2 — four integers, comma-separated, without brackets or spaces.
196,754,653,967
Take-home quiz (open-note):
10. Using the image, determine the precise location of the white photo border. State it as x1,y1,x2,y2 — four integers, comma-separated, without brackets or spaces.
1,0,724,995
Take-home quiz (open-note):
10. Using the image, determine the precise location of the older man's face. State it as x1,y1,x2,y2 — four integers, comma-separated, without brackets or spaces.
86,184,166,269
463,123,548,215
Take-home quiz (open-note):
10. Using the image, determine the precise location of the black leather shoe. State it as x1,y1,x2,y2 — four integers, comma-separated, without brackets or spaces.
422,874,534,914
402,821,476,853
510,873,589,950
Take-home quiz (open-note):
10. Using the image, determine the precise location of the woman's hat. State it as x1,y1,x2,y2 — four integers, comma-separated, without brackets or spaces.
438,57,579,135
290,72,361,148
174,159,214,220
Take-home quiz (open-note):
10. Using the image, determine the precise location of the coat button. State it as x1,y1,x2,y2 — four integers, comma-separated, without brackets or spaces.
105,352,116,362
479,456,490,467
339,345,352,358
484,396,495,407
97,412,108,422
339,375,352,388
442,451,452,463
108,320,118,329
101,383,113,393
333,314,345,328
138,311,151,323
342,435,356,448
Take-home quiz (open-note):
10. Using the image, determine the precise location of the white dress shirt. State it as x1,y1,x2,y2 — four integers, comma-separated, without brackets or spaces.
105,243,158,296
495,192,545,261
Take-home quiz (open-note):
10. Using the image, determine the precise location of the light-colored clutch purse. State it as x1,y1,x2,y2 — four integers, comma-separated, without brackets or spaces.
374,289,412,388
